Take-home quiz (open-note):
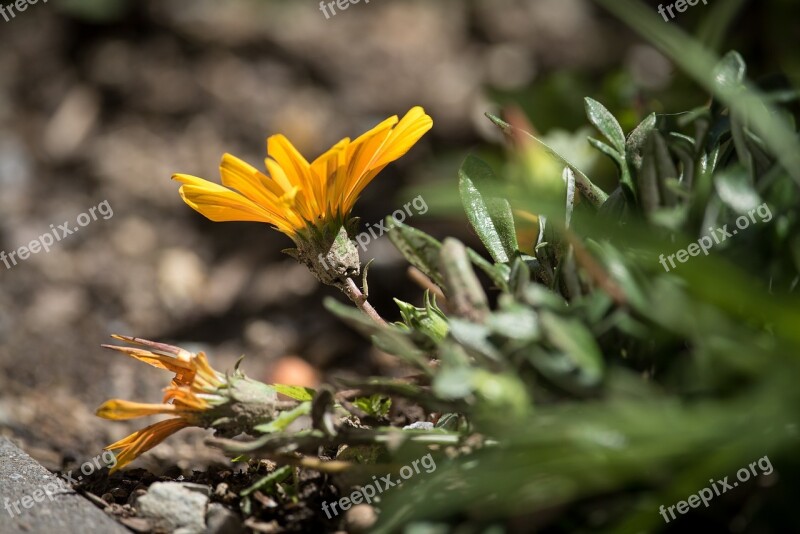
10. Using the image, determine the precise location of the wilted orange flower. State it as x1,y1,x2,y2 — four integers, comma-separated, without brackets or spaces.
173,107,432,238
97,336,226,472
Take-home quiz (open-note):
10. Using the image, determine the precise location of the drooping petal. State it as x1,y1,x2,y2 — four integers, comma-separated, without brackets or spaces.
163,386,210,410
101,344,195,375
110,335,194,361
106,418,191,473
191,352,225,389
96,400,177,420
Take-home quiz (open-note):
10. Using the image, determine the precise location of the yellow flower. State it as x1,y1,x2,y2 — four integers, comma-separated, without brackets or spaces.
173,107,433,237
97,336,226,472
173,107,433,285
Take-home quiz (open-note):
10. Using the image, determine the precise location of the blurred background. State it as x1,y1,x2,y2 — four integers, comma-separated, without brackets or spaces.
0,0,796,474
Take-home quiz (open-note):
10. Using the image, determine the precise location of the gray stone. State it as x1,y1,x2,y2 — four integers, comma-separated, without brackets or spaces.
177,482,212,497
403,421,435,431
136,481,209,534
0,438,127,534
206,502,244,534
345,504,377,533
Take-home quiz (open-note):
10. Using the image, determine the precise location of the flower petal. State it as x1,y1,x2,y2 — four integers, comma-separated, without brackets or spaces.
311,138,351,217
341,107,433,213
105,418,191,473
101,344,194,375
220,153,285,203
267,135,320,220
96,400,177,420
174,174,299,234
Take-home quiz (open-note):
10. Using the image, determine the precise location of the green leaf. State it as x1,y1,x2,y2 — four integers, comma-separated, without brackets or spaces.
714,166,763,214
458,155,518,263
651,130,679,206
588,135,635,199
254,402,312,433
353,395,392,418
433,367,475,400
487,306,539,343
434,413,462,431
670,141,696,191
593,0,800,186
597,186,629,220
271,384,315,402
325,298,431,372
485,112,608,206
449,318,502,363
729,115,755,182
540,311,604,386
638,130,680,215
626,113,657,171
588,137,621,162
470,370,532,427
466,249,510,292
713,50,746,89
508,255,531,297
637,139,660,215
439,238,490,322
240,465,292,497
386,219,445,287
394,293,449,347
585,97,626,154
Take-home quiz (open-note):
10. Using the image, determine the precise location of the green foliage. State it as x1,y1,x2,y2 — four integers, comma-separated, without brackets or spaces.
336,47,799,532
239,465,293,516
353,395,392,418
209,7,800,531
394,292,449,349
270,384,315,402
459,155,519,263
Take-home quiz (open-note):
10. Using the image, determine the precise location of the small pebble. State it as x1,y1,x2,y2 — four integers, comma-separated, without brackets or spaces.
345,504,377,533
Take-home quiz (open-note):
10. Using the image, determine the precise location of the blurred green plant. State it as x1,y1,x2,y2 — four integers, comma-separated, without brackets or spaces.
210,38,799,528
362,45,800,530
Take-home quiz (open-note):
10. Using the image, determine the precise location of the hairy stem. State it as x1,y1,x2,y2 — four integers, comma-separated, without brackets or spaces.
342,277,388,326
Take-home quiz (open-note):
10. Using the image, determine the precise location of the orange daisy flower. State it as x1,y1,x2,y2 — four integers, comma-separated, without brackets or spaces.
173,107,432,236
172,107,432,284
